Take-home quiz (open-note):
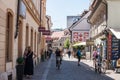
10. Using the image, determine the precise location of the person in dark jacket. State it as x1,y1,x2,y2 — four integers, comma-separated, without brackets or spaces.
55,48,62,66
24,46,36,78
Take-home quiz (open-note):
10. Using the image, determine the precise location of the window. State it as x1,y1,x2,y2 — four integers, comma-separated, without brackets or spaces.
34,32,36,52
31,29,33,50
26,26,29,47
6,12,13,62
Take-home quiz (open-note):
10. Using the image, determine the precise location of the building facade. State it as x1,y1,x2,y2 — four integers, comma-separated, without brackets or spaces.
0,0,47,80
69,11,90,43
88,0,120,69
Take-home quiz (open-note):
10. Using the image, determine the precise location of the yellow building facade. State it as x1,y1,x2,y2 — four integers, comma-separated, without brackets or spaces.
0,0,47,79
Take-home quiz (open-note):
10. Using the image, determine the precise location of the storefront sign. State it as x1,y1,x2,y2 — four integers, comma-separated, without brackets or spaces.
42,30,51,35
38,27,45,32
111,35,120,60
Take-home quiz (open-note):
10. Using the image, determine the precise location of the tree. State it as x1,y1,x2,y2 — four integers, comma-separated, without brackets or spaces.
64,38,70,49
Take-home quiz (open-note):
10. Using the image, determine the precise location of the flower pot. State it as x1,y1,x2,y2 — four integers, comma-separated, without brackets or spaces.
16,64,24,80
16,57,24,80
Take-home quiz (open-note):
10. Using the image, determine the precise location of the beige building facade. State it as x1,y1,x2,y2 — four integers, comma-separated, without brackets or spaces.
0,0,47,80
88,0,120,69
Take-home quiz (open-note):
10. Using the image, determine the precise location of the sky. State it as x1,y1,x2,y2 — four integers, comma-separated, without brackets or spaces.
46,0,90,29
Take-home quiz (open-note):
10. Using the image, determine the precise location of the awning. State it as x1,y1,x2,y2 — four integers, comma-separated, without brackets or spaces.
72,42,86,46
109,28,120,39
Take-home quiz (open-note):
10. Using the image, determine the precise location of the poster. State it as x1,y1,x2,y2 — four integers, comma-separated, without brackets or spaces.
72,31,89,43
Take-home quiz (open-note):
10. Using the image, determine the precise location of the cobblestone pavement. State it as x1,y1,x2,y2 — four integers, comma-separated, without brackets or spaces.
23,54,115,80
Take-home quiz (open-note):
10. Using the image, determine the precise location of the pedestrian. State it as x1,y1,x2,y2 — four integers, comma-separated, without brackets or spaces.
76,48,82,66
49,48,52,58
46,50,49,59
92,47,98,67
67,49,71,59
24,46,36,78
23,47,28,76
55,48,62,67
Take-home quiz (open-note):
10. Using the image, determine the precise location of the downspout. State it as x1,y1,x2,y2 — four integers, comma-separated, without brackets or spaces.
15,0,20,39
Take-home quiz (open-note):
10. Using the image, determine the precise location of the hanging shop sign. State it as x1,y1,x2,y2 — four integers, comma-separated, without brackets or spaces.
42,30,51,35
45,36,52,40
19,0,26,19
38,27,45,32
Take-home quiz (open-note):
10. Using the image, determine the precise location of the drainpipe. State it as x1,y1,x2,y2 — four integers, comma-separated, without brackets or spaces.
15,0,20,39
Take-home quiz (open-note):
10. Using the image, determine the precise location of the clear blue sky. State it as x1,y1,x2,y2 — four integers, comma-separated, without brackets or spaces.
46,0,90,29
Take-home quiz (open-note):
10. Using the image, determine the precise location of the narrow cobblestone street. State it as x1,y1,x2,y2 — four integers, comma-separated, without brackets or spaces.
23,54,115,80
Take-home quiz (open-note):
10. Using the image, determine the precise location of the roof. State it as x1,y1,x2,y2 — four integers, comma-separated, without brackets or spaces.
51,31,65,40
69,11,91,31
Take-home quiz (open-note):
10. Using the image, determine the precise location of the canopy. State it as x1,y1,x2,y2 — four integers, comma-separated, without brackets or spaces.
72,42,86,46
109,28,120,39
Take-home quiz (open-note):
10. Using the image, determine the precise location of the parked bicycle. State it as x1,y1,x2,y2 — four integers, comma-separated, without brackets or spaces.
101,59,107,73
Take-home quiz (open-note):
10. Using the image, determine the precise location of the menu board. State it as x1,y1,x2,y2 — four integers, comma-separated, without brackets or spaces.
72,31,89,42
111,35,120,60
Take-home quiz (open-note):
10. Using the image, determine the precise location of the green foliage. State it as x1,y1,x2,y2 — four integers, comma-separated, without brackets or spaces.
73,45,84,50
64,38,70,49
16,57,24,64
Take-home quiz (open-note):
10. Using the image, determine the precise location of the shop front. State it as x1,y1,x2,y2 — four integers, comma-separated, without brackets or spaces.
107,28,120,69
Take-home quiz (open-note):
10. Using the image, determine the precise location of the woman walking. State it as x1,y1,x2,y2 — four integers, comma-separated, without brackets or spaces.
76,48,81,66
24,46,36,78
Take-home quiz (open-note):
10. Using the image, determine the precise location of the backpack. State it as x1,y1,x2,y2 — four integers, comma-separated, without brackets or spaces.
93,51,98,58
77,50,81,57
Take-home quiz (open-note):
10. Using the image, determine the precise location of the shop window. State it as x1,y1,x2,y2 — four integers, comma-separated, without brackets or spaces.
6,12,13,62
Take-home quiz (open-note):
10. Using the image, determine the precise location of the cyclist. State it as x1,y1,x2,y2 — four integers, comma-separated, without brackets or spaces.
55,48,62,67
93,48,98,67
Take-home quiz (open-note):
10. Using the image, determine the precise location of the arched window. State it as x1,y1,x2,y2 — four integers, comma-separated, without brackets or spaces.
34,32,36,52
31,29,33,50
6,12,13,62
26,25,29,47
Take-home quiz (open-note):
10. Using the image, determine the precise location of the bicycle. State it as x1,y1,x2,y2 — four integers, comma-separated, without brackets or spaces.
101,59,107,73
95,59,101,73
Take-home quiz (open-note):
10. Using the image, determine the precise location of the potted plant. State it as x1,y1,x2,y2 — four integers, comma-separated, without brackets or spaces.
16,57,24,80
